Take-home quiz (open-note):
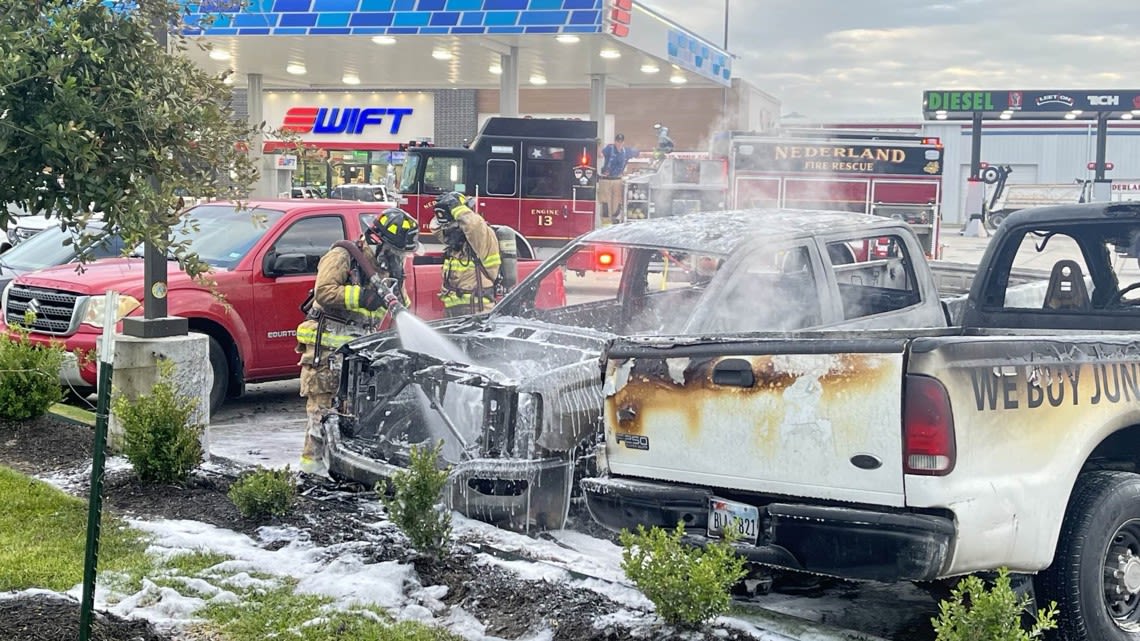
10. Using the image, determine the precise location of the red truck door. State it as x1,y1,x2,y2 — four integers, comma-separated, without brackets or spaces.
249,211,354,377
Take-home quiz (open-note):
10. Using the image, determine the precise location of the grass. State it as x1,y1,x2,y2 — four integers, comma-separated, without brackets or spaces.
0,464,461,641
48,402,96,428
165,550,230,576
0,465,150,592
201,582,464,641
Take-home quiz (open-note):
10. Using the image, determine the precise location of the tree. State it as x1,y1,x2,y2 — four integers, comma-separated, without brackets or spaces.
0,0,259,276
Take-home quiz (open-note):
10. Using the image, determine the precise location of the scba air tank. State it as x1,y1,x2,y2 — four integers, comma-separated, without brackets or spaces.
493,226,518,290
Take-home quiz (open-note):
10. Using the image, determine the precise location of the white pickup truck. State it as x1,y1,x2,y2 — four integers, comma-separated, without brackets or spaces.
584,201,1140,641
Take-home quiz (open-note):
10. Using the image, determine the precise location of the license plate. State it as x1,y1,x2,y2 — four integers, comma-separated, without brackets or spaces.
708,497,759,545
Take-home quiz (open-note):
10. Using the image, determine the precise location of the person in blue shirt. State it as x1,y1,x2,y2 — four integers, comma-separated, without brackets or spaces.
598,133,639,224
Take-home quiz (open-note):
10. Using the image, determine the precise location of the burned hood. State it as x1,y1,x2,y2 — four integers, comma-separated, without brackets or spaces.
339,314,613,365
337,314,613,457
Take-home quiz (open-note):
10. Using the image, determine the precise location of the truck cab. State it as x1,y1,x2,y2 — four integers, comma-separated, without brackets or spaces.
398,117,598,242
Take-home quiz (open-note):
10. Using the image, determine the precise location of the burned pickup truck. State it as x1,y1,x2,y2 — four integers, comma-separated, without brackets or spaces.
322,210,993,533
585,202,1140,641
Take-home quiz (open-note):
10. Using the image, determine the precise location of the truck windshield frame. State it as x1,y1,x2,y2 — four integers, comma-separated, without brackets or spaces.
178,205,287,269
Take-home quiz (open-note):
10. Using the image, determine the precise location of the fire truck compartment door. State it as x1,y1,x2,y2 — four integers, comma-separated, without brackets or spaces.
573,185,596,214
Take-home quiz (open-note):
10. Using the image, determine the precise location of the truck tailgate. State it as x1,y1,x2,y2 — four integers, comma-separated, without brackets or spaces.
602,337,910,507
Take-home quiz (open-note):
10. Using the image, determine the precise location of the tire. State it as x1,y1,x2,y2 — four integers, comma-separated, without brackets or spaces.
986,212,1007,231
196,334,228,417
1036,471,1140,640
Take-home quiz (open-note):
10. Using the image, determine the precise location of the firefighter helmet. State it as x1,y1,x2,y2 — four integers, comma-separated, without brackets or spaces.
366,208,420,253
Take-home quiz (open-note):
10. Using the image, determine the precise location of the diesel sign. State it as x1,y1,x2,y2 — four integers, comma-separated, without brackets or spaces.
1087,95,1120,106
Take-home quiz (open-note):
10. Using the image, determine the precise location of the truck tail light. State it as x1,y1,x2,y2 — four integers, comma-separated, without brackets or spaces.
903,374,955,476
597,250,615,268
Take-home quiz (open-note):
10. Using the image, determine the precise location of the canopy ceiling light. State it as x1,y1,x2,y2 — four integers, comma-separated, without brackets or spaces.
432,49,453,60
640,64,660,74
208,49,230,61
556,34,580,44
489,64,502,75
669,74,687,84
342,73,361,85
286,63,306,75
600,49,621,59
529,74,548,85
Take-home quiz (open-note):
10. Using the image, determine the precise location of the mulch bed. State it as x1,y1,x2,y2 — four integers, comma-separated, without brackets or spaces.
0,415,94,476
0,413,930,641
0,593,167,641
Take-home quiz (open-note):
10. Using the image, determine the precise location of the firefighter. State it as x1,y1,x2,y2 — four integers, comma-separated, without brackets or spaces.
430,192,501,317
295,208,419,476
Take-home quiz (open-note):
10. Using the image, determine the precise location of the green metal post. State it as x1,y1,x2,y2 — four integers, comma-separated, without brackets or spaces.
79,291,118,641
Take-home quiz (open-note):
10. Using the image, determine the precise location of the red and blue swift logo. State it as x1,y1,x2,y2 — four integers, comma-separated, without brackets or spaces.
282,107,414,135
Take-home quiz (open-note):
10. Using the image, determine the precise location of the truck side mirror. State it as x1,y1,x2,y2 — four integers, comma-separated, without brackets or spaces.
263,251,309,277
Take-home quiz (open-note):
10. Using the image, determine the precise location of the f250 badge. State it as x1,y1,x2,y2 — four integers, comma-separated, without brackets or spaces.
615,433,649,450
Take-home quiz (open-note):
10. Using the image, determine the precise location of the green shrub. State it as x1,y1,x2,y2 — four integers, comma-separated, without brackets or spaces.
620,522,747,628
228,467,297,519
112,359,203,483
0,312,65,421
932,567,1058,641
380,441,451,559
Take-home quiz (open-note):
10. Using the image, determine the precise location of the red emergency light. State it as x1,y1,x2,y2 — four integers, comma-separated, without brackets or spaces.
1088,162,1115,171
921,137,943,148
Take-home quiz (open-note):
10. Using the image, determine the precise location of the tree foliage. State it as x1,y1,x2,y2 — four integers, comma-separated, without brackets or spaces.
0,0,259,276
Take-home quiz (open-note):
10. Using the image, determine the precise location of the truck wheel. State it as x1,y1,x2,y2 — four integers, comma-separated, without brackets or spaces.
986,212,1006,230
196,334,228,416
1036,471,1140,640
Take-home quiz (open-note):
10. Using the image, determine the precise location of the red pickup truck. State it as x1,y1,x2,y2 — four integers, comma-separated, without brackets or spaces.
0,200,553,412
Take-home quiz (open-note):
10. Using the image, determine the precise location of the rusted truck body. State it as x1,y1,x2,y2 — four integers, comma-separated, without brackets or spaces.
585,202,1140,641
325,209,966,533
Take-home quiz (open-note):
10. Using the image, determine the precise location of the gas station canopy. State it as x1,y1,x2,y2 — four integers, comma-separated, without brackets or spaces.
183,0,734,90
922,89,1140,121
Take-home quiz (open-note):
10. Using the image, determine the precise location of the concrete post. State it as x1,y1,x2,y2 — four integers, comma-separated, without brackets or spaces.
101,333,212,459
247,73,274,198
1093,113,1112,202
590,73,607,230
499,47,519,117
590,73,607,143
963,112,988,238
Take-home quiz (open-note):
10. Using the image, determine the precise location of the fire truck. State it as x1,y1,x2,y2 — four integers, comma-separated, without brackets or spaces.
623,129,946,257
397,117,597,243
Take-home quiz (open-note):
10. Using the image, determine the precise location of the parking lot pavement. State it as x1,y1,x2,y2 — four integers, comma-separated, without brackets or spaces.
208,379,304,469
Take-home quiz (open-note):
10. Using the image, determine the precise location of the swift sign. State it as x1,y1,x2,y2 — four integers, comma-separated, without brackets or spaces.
282,107,414,136
263,92,434,146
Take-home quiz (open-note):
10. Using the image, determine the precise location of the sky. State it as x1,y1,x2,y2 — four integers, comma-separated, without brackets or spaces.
643,0,1140,121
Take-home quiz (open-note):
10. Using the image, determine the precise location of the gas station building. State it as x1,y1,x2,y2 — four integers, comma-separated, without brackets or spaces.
182,0,778,197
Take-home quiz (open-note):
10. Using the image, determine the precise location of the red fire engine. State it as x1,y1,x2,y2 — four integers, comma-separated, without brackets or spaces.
623,130,945,257
716,130,945,257
397,117,598,243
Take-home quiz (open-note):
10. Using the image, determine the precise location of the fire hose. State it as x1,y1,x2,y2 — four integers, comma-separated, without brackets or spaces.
332,240,407,316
